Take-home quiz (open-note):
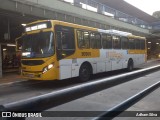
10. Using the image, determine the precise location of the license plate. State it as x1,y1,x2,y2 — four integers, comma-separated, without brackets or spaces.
25,73,34,78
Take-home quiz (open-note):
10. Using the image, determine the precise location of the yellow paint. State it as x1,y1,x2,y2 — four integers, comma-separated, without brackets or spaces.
21,55,59,80
128,50,146,54
21,20,147,80
56,20,97,31
21,20,100,80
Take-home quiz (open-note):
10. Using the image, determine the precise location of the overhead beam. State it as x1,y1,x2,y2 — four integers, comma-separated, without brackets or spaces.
0,0,150,35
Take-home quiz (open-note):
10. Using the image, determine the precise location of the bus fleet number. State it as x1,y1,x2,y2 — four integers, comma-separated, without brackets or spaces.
82,52,91,56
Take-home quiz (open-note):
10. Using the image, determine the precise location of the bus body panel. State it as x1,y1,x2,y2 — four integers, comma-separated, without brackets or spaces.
58,49,146,80
20,20,147,81
21,55,60,80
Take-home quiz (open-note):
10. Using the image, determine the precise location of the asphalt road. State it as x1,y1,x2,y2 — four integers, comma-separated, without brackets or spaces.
0,60,160,120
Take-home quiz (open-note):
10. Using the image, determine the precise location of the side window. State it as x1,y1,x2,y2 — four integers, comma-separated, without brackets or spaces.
140,40,145,50
135,39,141,49
77,30,90,49
56,31,75,50
102,34,112,49
56,31,62,49
113,35,121,49
121,37,128,49
90,32,101,49
84,31,90,48
129,39,135,49
77,31,83,48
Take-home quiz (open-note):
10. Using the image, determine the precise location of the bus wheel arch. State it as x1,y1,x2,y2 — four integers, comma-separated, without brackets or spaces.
79,62,93,82
127,58,134,72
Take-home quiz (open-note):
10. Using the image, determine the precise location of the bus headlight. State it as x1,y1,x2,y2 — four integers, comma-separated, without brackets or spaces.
48,64,54,69
42,63,54,74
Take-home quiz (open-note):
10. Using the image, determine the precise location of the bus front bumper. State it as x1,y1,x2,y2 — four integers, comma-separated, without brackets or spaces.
22,68,58,80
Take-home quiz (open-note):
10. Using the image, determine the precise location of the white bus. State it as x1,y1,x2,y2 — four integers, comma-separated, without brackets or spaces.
21,20,147,81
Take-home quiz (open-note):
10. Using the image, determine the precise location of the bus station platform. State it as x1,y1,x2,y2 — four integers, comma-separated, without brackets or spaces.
0,71,23,85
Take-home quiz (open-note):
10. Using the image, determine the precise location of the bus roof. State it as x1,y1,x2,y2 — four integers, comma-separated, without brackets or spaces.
98,29,132,36
25,20,97,32
25,20,146,39
128,35,146,39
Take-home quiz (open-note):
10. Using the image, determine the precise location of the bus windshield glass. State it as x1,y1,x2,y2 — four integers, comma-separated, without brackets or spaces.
22,32,54,58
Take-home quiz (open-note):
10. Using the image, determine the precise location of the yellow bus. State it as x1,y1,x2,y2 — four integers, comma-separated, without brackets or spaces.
20,20,146,81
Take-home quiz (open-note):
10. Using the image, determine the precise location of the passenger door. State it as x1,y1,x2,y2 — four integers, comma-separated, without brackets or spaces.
111,35,123,70
55,25,75,79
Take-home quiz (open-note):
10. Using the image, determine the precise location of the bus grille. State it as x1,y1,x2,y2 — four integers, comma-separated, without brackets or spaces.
21,60,44,66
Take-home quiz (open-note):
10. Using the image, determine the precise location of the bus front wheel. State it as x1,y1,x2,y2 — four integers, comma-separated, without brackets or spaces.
79,63,91,82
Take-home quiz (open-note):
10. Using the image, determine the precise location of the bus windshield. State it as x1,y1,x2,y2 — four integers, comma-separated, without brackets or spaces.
22,32,54,58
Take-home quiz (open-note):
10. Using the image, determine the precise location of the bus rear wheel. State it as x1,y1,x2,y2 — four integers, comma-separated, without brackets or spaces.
79,63,91,82
127,59,134,72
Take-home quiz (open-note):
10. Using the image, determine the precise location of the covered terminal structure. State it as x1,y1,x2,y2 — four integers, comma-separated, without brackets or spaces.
0,0,160,77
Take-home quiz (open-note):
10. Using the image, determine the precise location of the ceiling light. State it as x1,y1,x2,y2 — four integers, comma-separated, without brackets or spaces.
7,44,16,47
21,24,26,26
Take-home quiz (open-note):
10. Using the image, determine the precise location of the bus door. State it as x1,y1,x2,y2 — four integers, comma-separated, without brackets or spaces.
111,36,123,70
55,25,75,79
101,34,112,72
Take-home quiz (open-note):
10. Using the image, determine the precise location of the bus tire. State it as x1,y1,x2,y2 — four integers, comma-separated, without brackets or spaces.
79,63,92,82
127,59,134,72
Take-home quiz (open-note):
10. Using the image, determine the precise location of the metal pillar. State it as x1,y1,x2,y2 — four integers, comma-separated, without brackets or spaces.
0,44,2,78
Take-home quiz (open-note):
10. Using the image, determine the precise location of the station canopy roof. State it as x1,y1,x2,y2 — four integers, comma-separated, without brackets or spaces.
95,0,159,23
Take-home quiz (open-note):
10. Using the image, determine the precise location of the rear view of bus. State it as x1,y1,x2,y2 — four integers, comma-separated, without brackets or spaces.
21,20,57,80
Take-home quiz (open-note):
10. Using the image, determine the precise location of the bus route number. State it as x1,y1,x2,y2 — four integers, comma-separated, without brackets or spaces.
82,52,91,56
